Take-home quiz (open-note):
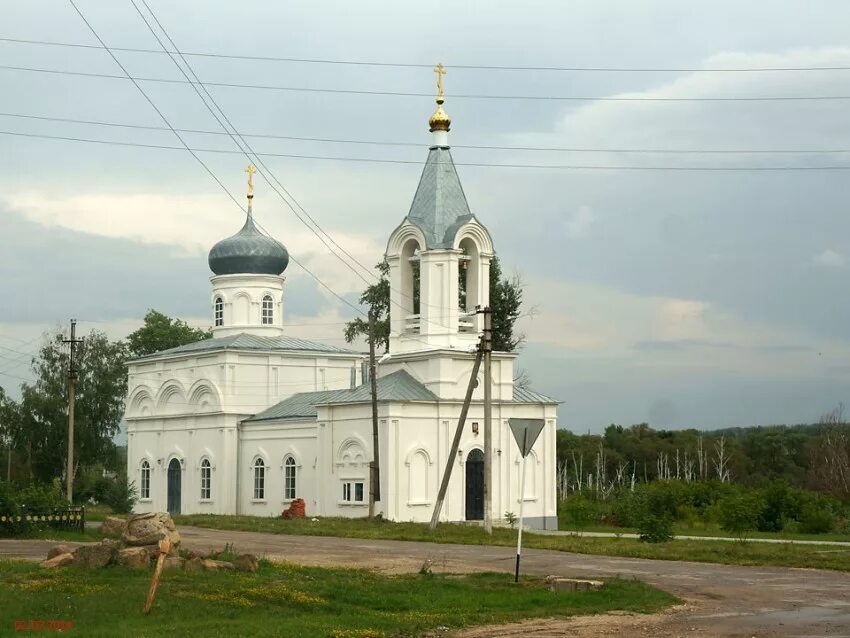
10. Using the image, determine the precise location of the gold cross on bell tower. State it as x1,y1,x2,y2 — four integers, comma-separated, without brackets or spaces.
245,163,256,198
433,63,446,100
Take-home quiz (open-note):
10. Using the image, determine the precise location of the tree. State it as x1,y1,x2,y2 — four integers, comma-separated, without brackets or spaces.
343,261,391,352
127,310,212,357
343,255,524,353
12,329,127,487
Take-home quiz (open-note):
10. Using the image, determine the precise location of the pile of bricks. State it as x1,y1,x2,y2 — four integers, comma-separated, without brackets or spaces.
282,498,306,519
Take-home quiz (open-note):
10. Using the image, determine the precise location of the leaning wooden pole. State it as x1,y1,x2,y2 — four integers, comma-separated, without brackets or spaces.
429,343,484,529
143,537,172,615
368,310,381,518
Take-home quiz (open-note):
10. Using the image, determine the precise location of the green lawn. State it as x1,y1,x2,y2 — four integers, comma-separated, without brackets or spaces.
175,514,850,572
0,560,675,637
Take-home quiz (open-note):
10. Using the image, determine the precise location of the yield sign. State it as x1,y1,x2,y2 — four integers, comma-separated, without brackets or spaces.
508,418,545,457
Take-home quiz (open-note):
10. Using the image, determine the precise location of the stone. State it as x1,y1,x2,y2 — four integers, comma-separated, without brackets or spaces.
548,577,603,593
232,554,258,573
184,557,204,571
40,553,74,568
202,559,235,571
116,547,149,569
99,516,127,539
163,556,184,570
123,512,181,548
47,544,71,560
73,540,118,568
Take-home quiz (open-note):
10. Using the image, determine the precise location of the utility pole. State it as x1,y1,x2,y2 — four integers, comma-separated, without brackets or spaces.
63,319,83,503
482,306,493,535
429,341,484,529
367,310,381,518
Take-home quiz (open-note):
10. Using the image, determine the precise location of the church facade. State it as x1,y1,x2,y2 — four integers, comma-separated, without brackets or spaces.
125,85,558,529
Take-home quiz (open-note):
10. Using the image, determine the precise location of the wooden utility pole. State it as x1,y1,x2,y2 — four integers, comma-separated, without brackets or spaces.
429,343,484,529
63,319,83,503
482,307,493,535
368,311,381,518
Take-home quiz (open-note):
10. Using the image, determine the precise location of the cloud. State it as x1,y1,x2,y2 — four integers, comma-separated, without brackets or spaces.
813,249,846,268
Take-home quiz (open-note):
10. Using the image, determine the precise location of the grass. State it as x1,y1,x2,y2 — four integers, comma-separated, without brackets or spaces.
556,519,850,543
0,559,676,637
175,514,850,572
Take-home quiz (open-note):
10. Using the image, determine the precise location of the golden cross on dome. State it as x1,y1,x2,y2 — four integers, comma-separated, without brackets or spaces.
434,63,446,99
245,164,256,197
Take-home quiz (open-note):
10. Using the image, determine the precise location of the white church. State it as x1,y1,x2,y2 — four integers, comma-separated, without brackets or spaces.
125,84,559,529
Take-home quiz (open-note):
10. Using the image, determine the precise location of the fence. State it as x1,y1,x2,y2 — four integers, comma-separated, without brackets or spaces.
0,506,85,535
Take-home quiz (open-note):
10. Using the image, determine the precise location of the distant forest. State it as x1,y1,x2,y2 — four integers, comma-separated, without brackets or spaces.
556,403,850,502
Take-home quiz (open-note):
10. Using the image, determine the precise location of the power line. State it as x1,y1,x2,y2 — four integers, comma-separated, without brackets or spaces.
3,36,850,73
67,0,365,320
4,63,850,102
131,0,376,286
5,129,850,171
4,111,850,155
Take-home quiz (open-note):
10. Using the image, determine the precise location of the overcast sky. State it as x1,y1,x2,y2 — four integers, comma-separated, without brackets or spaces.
2,0,850,432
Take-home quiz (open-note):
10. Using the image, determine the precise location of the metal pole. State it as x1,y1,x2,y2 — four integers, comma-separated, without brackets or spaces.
483,307,493,535
515,430,528,583
429,345,484,529
66,319,77,503
368,311,381,518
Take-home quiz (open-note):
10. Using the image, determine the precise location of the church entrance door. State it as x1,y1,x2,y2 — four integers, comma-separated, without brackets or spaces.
465,449,484,521
167,459,181,515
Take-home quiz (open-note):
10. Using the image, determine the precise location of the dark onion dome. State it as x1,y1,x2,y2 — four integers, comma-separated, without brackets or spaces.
208,211,289,276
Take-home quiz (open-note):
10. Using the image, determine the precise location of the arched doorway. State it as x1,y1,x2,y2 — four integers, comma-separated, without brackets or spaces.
465,449,484,521
167,458,181,515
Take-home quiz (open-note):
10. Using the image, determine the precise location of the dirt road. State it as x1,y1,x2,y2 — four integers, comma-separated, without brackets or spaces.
3,526,849,637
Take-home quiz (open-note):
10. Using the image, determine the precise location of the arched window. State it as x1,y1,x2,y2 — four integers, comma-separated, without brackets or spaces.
253,458,266,500
261,295,274,325
284,456,297,500
200,459,211,500
214,297,224,327
140,460,151,500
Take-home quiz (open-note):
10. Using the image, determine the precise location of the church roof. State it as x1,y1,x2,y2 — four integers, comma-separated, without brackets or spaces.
244,370,559,423
131,332,359,361
406,147,478,249
245,370,438,423
208,211,289,276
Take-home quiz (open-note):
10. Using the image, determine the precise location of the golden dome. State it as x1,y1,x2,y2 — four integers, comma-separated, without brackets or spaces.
429,98,451,132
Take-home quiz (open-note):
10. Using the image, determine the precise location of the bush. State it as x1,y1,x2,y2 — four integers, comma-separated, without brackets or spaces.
15,482,66,512
101,476,137,514
718,492,764,542
561,495,597,531
637,513,674,543
799,507,834,534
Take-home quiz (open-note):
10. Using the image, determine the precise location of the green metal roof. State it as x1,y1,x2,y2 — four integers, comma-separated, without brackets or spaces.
406,147,483,249
245,371,558,424
512,386,560,404
208,211,289,275
131,332,359,361
245,370,437,423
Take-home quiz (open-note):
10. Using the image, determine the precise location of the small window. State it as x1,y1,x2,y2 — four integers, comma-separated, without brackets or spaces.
284,456,297,500
253,458,266,500
261,295,274,325
214,297,224,327
140,460,151,500
341,480,365,503
200,459,211,500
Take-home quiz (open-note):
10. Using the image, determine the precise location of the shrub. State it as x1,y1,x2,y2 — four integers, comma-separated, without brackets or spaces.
15,482,66,512
637,513,674,543
102,476,137,514
718,492,764,542
799,507,834,534
561,495,597,531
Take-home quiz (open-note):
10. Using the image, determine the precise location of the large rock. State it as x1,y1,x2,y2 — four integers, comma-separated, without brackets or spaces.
73,539,118,568
99,516,127,539
184,557,204,572
202,559,235,572
123,512,181,548
41,553,74,568
47,544,71,560
232,554,259,573
116,547,149,569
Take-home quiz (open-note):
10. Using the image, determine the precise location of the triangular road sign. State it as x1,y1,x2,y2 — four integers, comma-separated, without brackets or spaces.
508,418,545,457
